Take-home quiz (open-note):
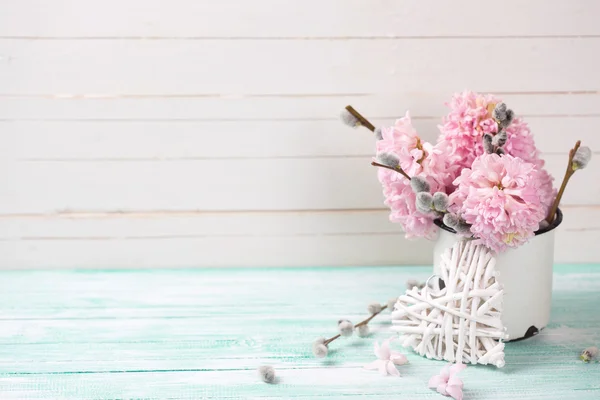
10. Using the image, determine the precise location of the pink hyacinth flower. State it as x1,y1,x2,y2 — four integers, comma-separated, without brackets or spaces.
378,170,440,240
376,111,426,177
428,363,466,400
374,111,456,239
436,90,552,192
449,153,547,252
364,337,408,377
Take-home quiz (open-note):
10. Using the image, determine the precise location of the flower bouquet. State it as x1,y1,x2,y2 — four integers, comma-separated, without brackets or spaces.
341,91,592,340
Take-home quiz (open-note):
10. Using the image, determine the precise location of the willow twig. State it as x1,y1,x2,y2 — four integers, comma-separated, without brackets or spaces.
323,305,388,346
345,105,375,132
371,161,411,181
545,140,581,224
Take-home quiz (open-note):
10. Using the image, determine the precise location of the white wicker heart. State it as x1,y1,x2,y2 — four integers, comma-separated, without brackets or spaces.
391,240,509,367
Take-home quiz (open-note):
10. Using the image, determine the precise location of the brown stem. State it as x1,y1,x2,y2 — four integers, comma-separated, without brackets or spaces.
545,140,581,224
371,161,411,181
323,334,340,346
323,304,388,346
356,304,388,327
345,105,375,132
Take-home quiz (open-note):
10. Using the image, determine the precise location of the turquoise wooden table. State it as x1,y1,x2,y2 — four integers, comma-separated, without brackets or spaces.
0,266,599,399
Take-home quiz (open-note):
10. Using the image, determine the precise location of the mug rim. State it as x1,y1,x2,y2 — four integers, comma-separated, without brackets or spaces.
434,207,563,237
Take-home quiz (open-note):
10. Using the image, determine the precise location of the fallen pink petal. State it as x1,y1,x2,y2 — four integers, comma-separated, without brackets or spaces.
364,338,407,377
429,363,466,400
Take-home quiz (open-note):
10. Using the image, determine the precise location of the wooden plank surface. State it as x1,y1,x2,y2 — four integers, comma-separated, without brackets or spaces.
0,266,598,399
0,206,597,268
0,154,595,214
1,39,598,94
1,0,598,37
2,117,599,159
1,0,599,267
3,93,600,119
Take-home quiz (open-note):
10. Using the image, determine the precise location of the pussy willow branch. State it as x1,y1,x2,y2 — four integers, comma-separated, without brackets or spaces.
356,305,388,327
323,304,388,346
345,105,376,132
370,161,412,181
346,105,410,181
322,334,340,346
545,140,581,224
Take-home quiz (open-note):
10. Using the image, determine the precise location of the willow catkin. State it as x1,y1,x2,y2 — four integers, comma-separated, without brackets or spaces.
339,109,361,128
573,146,592,170
258,365,276,383
376,153,400,169
410,176,430,194
338,320,354,337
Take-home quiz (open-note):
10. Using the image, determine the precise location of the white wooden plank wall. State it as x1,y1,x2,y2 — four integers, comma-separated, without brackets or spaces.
0,0,599,268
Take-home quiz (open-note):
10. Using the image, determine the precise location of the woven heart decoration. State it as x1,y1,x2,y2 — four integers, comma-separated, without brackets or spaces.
391,240,508,367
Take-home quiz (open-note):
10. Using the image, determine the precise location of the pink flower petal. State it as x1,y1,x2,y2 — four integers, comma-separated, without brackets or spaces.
448,376,463,389
374,340,381,359
386,361,400,377
364,360,382,371
437,383,449,396
428,374,446,389
378,362,388,376
446,384,464,400
378,339,391,360
390,353,408,365
440,365,451,380
449,363,467,376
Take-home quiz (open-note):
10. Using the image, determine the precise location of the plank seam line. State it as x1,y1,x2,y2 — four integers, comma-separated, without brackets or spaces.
17,152,589,162
1,35,600,40
0,205,591,219
1,228,594,241
0,232,408,241
0,91,597,99
1,115,600,122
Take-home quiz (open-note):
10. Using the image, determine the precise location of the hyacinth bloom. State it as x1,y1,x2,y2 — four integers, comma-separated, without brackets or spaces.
449,154,547,252
436,91,499,170
534,167,557,215
378,112,456,188
375,112,451,239
376,111,427,177
437,91,546,188
422,141,461,190
378,169,439,240
365,91,558,248
496,118,540,166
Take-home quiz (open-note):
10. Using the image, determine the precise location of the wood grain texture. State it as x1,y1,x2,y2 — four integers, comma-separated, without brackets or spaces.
1,0,599,267
2,93,600,118
1,117,599,160
1,39,599,94
0,266,598,399
1,0,598,37
0,154,596,215
0,206,596,268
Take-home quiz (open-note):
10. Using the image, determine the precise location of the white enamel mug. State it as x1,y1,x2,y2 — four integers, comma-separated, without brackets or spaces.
432,209,563,341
